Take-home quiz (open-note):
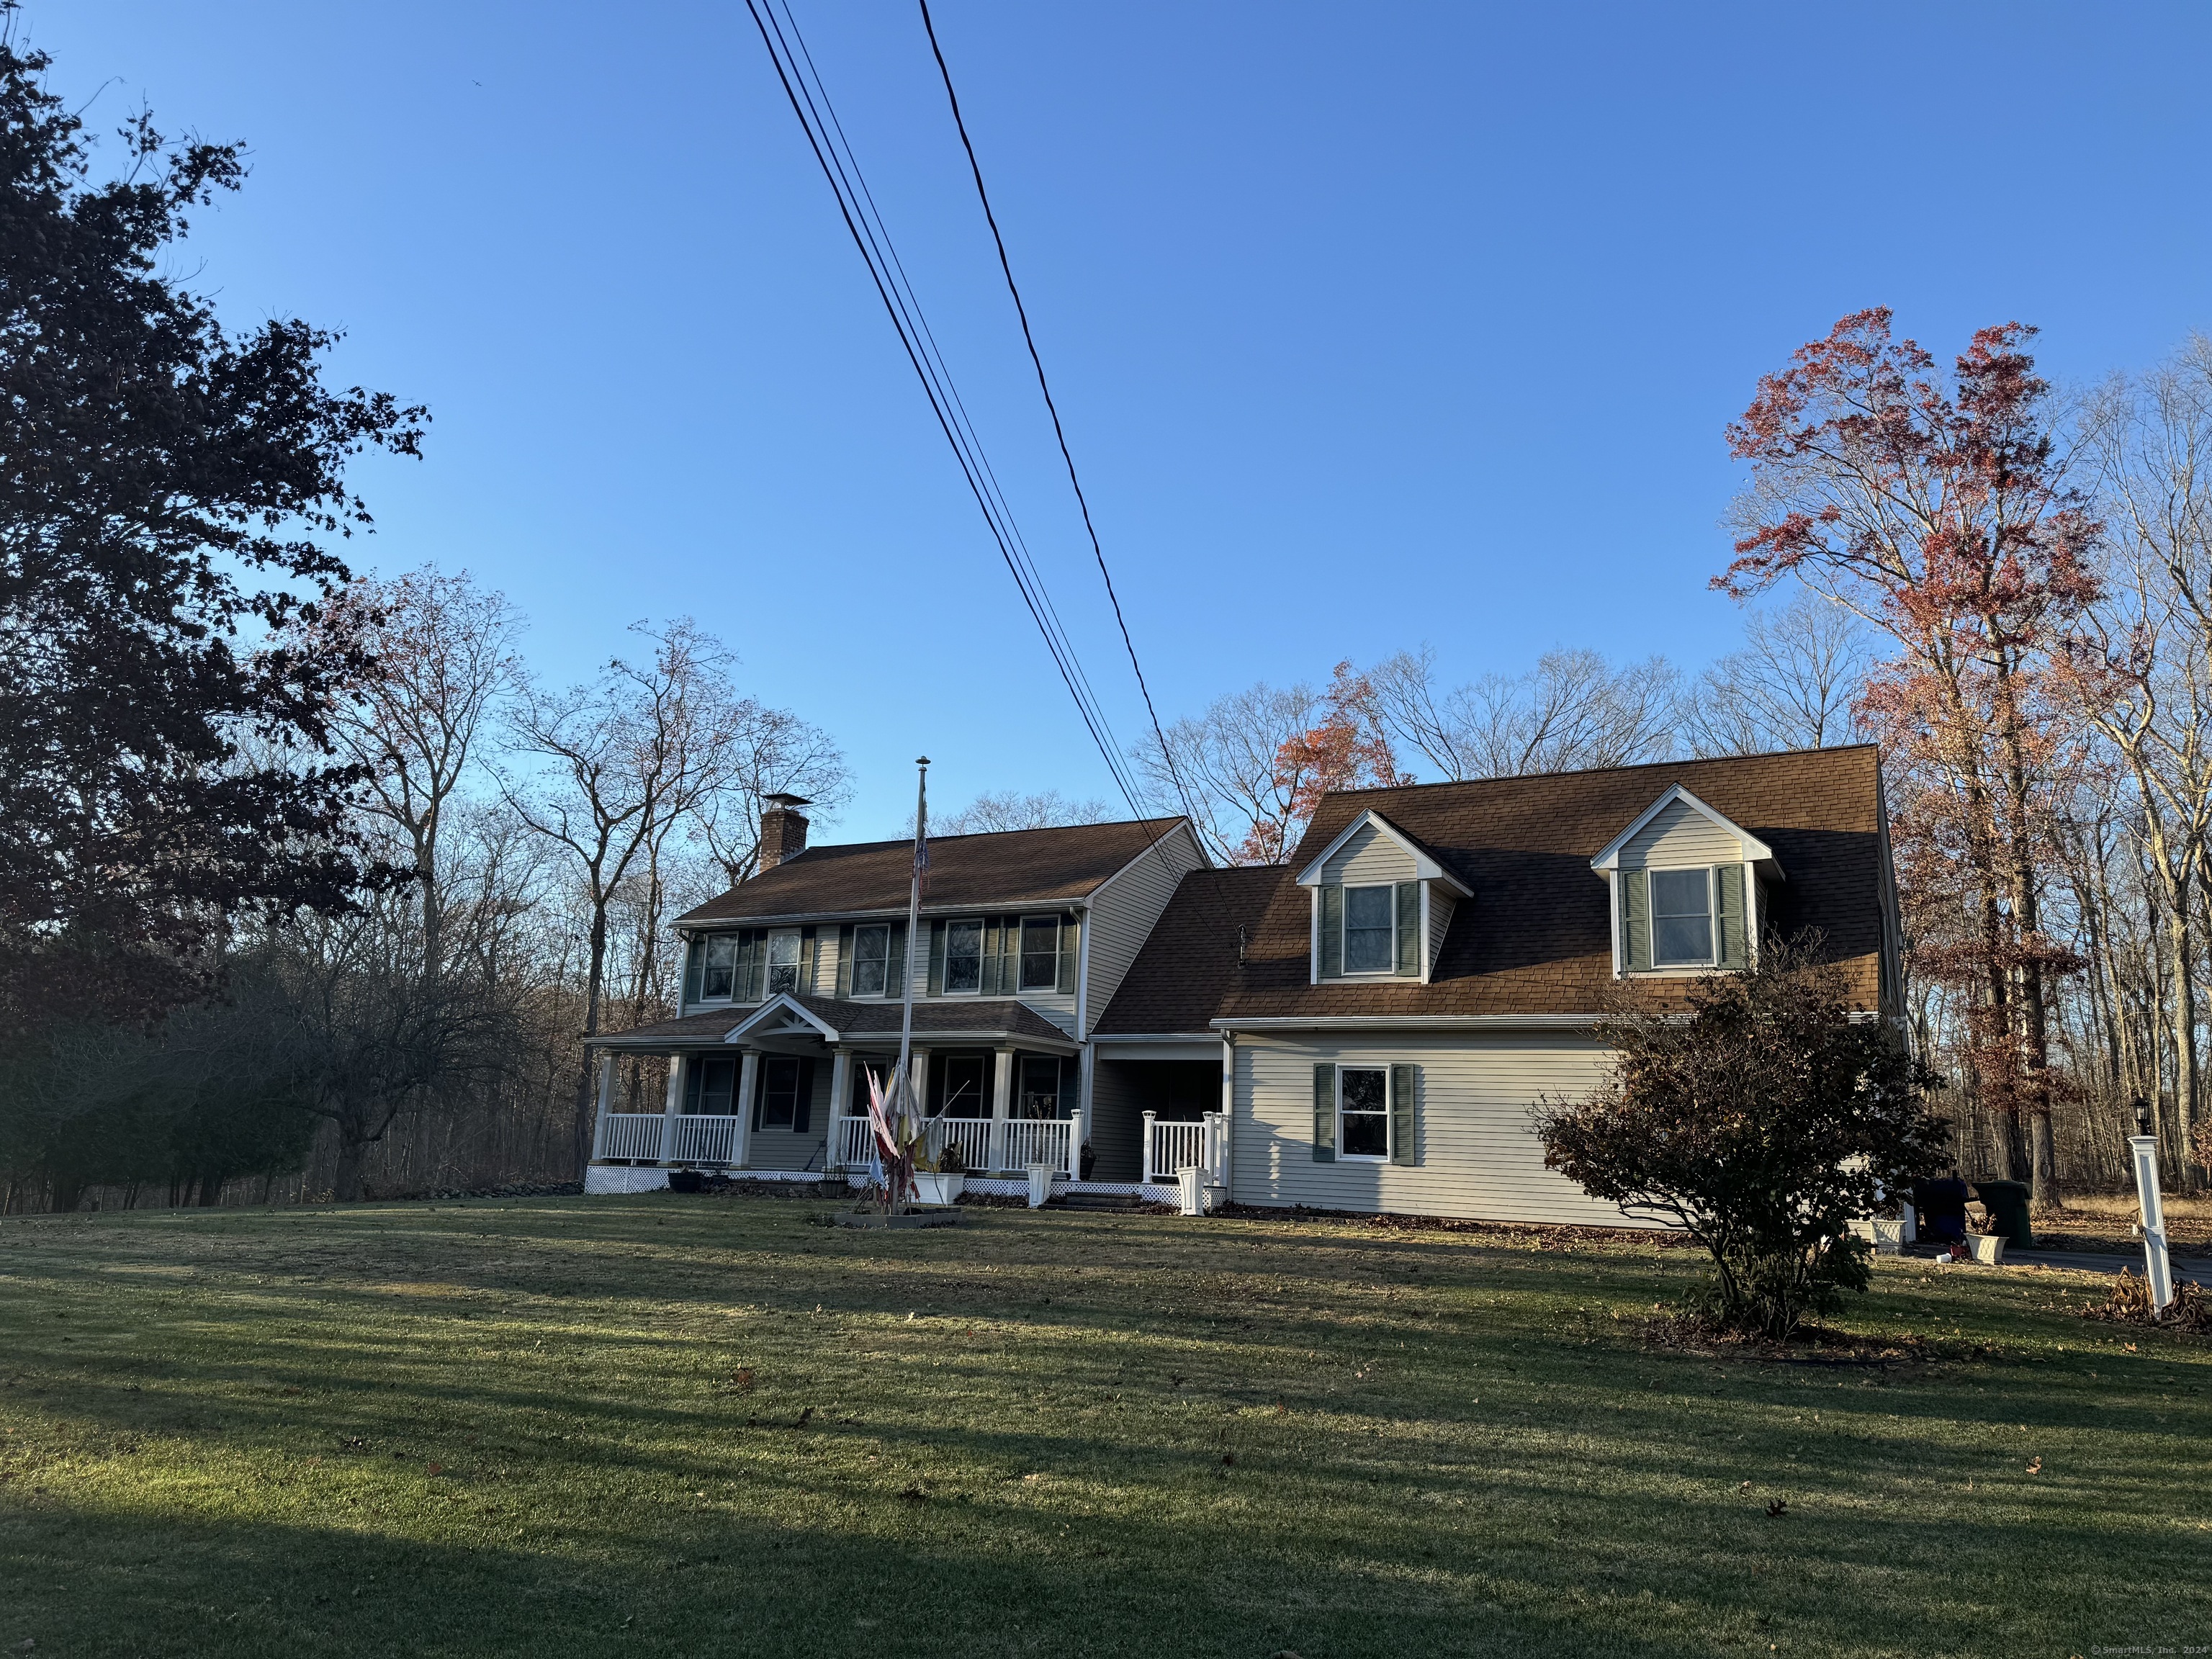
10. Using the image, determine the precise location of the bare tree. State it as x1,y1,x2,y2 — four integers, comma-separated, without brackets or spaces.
695,703,851,888
920,789,1115,836
500,620,754,1169
1370,646,1678,780
317,568,523,978
1133,680,1323,864
1681,593,1872,757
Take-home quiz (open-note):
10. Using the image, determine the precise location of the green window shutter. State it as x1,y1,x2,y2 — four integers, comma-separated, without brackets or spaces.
793,1057,816,1134
1311,1063,1336,1162
1057,913,1078,994
835,925,853,997
799,926,818,997
1395,883,1421,977
682,1058,702,1114
737,931,762,1002
981,919,999,997
1623,871,1651,973
886,922,907,997
1717,863,1747,968
1004,920,1022,994
1320,886,1344,979
683,938,703,1004
1389,1064,1418,1166
927,920,946,997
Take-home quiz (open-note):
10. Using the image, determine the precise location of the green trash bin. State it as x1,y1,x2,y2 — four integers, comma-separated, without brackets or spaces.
1972,1179,2034,1249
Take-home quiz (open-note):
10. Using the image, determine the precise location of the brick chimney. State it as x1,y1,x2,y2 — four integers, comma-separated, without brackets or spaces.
758,793,812,871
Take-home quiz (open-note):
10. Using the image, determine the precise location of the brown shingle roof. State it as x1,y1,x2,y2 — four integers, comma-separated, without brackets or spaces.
1107,747,1888,1027
677,817,1187,925
1092,866,1290,1034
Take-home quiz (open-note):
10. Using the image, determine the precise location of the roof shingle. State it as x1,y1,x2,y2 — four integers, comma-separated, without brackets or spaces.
1098,747,1887,1030
676,817,1187,925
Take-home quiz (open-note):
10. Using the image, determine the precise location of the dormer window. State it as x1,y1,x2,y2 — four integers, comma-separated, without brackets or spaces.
1296,809,1472,986
1650,868,1715,966
1591,783,1780,978
1342,884,1403,974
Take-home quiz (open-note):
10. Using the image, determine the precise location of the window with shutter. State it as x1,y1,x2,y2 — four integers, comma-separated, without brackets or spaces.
850,925,890,997
1717,864,1747,967
1311,1064,1336,1162
943,919,983,994
1389,1064,1418,1166
1395,883,1420,977
1020,915,1061,991
683,938,704,1004
1622,871,1652,973
1339,1068,1388,1158
1056,914,1078,994
1319,886,1344,979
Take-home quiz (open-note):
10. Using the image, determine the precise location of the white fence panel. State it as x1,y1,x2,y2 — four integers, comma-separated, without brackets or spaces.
595,1113,665,1161
1002,1118,1075,1177
667,1115,742,1165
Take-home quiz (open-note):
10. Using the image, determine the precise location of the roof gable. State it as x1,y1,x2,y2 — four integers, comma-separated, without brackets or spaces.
1588,784,1776,873
1293,809,1473,894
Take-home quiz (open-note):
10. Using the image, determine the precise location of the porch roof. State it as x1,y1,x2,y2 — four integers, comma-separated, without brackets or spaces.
588,994,1077,1052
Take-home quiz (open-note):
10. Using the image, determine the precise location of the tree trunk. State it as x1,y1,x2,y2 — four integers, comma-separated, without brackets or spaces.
2168,879,2199,1186
571,907,609,1176
335,1133,369,1202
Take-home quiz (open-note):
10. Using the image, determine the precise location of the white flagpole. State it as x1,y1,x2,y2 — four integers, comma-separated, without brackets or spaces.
895,757,929,1120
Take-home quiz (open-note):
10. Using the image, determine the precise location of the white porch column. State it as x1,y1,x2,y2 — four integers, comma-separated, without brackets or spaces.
1141,1110,1157,1184
660,1055,684,1163
827,1048,852,1170
732,1049,760,1169
908,1047,930,1117
591,1052,616,1159
1077,1045,1094,1177
990,1047,1014,1173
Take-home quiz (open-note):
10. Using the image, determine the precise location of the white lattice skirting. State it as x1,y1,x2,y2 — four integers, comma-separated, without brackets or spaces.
583,1164,1179,1205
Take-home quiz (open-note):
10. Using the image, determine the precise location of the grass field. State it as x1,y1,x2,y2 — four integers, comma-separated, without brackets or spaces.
1,1195,2207,1658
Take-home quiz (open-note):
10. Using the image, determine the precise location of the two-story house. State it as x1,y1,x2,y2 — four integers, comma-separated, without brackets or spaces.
583,799,1207,1193
587,746,1905,1222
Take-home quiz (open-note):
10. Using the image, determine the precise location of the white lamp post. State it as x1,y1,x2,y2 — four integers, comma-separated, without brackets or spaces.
2129,1097,2175,1313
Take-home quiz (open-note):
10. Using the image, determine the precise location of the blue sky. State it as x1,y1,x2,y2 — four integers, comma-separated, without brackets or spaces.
26,2,2212,840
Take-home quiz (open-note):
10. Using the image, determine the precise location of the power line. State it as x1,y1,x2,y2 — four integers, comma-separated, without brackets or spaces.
742,0,1149,818
915,0,1200,831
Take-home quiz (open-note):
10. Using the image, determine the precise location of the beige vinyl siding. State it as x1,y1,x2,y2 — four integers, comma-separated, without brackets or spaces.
1082,823,1208,1034
747,1063,830,1172
1619,799,1745,868
1230,1031,1653,1226
1426,885,1457,977
1322,823,1418,886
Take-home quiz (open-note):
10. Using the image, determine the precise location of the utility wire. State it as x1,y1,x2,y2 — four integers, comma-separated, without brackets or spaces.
743,0,1150,818
916,0,1201,831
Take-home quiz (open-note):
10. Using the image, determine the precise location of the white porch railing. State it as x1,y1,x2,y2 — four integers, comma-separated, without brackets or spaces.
666,1115,742,1165
1143,1110,1231,1187
595,1112,666,1161
595,1112,747,1164
830,1115,1076,1178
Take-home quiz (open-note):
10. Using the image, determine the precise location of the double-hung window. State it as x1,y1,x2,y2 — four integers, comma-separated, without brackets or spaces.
1338,1067,1389,1159
1342,885,1395,974
1019,1056,1062,1119
1650,868,1715,967
700,935,737,1001
850,924,890,997
944,919,984,993
765,929,802,995
1019,915,1061,991
938,1054,987,1118
759,1055,802,1128
683,1056,737,1115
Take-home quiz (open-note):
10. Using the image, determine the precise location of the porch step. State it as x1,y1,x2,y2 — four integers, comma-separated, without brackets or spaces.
1047,1190,1154,1213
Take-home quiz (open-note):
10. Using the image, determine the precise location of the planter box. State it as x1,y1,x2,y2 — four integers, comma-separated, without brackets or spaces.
834,1207,961,1231
1848,1218,1907,1255
1966,1233,2005,1265
912,1172,966,1207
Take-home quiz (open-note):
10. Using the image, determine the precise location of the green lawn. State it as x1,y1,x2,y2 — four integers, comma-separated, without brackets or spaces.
1,1197,2205,1658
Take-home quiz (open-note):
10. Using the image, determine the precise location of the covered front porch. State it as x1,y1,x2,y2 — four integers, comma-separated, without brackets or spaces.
585,993,1088,1185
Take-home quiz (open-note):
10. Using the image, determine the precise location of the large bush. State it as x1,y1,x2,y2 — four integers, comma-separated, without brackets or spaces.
1534,951,1947,1340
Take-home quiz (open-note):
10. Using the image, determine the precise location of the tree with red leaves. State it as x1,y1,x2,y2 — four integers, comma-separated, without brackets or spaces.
1720,310,2100,1210
1238,661,1411,863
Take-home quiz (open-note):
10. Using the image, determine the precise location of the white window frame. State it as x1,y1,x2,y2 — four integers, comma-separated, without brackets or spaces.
698,934,738,1002
1017,914,1061,992
850,923,891,998
765,927,803,996
1647,866,1718,970
943,917,985,996
1337,1066,1390,1162
1339,884,1398,976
